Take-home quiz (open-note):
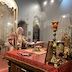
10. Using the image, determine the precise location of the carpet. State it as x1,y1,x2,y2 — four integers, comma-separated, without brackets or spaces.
0,55,8,72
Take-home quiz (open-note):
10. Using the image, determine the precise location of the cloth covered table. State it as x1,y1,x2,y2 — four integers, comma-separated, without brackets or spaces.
5,48,57,72
4,48,72,72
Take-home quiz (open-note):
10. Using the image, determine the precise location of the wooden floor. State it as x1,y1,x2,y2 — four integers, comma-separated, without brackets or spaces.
0,50,8,72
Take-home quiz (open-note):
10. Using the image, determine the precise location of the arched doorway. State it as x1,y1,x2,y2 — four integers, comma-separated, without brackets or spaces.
33,16,40,41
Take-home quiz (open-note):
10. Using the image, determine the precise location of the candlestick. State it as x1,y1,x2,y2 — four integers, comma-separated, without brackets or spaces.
52,21,59,55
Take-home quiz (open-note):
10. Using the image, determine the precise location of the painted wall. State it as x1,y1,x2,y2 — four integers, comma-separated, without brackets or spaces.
15,0,41,41
15,0,72,46
0,3,14,41
40,0,72,46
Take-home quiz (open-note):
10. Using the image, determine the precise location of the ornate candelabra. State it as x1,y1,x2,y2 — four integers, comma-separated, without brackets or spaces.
52,21,59,55
69,25,72,49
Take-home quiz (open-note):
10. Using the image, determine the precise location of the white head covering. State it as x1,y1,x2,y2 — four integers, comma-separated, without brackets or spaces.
16,27,23,35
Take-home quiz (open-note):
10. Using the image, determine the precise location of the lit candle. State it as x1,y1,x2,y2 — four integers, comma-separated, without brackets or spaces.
52,21,59,30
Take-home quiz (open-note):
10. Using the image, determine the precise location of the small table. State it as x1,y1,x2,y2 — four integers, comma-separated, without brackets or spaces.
28,41,44,48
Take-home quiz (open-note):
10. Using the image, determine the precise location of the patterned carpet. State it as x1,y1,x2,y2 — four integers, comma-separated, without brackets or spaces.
0,52,8,72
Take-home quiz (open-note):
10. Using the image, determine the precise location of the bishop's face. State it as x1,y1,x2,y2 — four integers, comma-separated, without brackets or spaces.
17,29,23,35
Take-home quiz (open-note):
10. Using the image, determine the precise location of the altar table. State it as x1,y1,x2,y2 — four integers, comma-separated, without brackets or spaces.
4,48,72,72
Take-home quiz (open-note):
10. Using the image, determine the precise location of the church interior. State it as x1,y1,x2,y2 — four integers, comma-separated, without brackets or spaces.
0,0,72,72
